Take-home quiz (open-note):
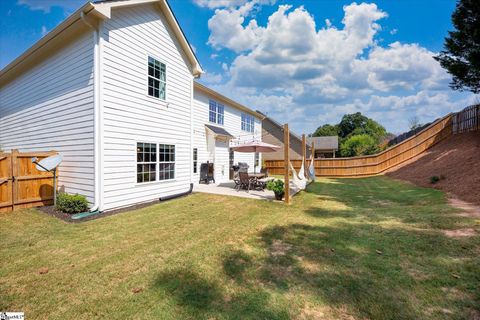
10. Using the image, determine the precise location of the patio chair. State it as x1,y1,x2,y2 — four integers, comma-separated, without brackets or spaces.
238,162,249,173
252,177,267,191
237,172,254,192
260,167,269,177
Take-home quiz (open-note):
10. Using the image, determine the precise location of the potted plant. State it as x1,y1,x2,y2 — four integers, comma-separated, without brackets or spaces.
266,179,285,200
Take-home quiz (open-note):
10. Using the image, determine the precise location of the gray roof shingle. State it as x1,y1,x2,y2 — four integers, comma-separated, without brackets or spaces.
306,136,338,150
205,124,234,138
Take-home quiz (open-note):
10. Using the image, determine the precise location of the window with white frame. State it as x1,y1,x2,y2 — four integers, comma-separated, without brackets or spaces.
193,148,198,174
159,144,175,181
148,56,166,100
241,113,254,132
209,100,224,125
137,142,157,183
136,142,175,183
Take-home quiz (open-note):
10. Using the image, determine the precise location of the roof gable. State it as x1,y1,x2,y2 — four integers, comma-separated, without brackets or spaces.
0,0,203,85
194,82,264,119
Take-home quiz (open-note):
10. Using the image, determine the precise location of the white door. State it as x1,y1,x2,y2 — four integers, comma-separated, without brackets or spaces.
214,139,229,182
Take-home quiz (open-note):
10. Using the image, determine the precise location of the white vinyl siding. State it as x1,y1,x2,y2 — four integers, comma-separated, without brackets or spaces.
101,3,193,210
0,31,95,203
193,90,262,183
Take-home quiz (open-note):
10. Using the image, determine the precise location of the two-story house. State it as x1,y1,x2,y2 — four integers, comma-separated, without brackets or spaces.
0,0,263,212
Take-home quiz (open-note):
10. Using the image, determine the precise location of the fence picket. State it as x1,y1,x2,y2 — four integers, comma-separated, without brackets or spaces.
266,104,479,178
0,150,57,213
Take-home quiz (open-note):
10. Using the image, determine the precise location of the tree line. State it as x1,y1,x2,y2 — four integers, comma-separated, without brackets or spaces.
311,112,392,157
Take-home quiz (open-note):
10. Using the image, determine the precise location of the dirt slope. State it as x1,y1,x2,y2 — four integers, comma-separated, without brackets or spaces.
387,131,480,205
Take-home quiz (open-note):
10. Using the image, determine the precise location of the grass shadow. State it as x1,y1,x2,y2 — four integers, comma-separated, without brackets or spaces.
154,269,222,310
153,267,290,319
253,221,480,319
223,250,253,283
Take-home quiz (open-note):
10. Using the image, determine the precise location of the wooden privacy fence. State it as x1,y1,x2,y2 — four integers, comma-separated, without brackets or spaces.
0,150,57,213
452,104,479,134
265,114,453,177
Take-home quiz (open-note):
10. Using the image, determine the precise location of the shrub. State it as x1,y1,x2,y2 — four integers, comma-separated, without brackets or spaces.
56,193,89,214
430,176,440,184
340,134,378,157
266,179,284,194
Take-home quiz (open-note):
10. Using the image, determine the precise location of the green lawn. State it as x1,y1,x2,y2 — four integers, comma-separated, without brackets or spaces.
1,176,479,320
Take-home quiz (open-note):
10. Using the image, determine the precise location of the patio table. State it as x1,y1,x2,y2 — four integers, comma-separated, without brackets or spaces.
248,173,266,179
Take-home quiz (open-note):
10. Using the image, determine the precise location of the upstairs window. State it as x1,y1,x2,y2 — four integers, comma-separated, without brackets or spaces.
148,56,166,100
241,113,254,132
209,100,224,125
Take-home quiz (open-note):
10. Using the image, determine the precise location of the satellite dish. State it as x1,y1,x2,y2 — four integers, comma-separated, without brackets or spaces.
31,154,63,206
33,155,63,172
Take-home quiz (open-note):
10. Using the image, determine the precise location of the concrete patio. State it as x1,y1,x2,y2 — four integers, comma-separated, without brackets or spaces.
193,180,301,201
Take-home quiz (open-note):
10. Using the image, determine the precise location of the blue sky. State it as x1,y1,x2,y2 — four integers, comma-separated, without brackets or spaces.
1,0,475,134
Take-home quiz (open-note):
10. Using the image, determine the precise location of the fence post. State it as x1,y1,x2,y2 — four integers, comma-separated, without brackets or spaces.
475,105,480,131
11,149,18,211
302,134,306,171
284,124,290,204
311,141,315,176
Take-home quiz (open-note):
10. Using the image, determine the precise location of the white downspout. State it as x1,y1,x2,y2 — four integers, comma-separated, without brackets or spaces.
81,12,102,212
190,76,194,185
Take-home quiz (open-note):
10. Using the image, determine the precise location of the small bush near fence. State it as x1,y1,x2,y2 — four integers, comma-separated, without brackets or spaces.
56,193,89,214
430,176,440,184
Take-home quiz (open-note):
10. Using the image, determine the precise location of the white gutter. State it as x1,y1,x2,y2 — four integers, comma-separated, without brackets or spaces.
80,12,102,212
190,76,194,185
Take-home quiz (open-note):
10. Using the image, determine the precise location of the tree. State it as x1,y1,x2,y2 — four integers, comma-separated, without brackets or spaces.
408,116,423,130
313,124,339,137
338,112,368,138
338,112,386,141
434,0,480,93
339,134,378,157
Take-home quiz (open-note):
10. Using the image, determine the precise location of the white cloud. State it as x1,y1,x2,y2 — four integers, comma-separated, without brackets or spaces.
202,2,471,134
200,71,223,85
193,0,249,9
352,42,450,92
207,2,264,52
194,0,274,9
17,0,83,13
41,25,48,36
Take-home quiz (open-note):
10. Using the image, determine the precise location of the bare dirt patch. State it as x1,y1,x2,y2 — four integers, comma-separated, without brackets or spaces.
369,199,395,207
448,198,480,218
270,240,292,257
387,131,480,205
442,228,477,238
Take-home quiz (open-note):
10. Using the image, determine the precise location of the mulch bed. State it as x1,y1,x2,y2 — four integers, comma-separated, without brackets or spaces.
386,131,480,205
37,198,177,223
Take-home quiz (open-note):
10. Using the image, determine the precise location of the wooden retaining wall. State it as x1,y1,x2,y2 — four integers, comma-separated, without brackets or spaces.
265,114,453,177
0,150,57,213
